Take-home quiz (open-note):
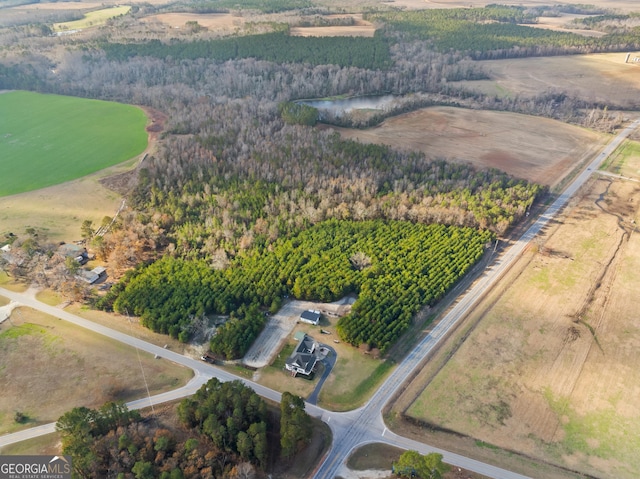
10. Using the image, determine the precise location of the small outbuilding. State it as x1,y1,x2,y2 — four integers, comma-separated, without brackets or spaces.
300,310,321,325
75,266,107,285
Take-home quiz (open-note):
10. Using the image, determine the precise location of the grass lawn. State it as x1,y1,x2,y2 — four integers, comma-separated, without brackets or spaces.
0,432,60,455
0,306,192,434
35,289,64,306
601,139,640,179
0,272,28,292
53,5,131,31
0,91,147,197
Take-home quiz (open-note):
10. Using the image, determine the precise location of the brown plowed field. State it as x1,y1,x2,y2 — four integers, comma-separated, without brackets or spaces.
456,53,640,109
332,107,606,187
140,12,244,31
394,142,640,479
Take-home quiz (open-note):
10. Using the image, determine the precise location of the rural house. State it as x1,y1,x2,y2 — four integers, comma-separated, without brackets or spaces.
300,310,321,325
76,266,107,285
285,333,319,377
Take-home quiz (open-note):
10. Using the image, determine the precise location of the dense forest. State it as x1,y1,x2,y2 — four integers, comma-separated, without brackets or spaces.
103,32,392,69
98,220,493,354
369,6,640,59
56,381,311,478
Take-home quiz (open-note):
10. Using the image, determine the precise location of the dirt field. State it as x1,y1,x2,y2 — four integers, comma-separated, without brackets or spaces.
331,106,607,187
456,53,640,108
395,141,640,479
291,14,375,37
0,306,192,435
524,14,607,38
140,12,244,31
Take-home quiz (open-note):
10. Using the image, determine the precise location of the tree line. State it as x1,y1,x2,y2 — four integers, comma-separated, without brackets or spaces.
102,31,392,69
99,220,493,355
368,6,640,59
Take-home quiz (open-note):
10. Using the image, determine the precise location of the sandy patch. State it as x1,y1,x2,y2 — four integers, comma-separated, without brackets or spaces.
330,106,606,187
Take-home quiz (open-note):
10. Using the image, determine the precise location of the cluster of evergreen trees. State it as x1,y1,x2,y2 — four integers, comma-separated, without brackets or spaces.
100,220,492,355
56,382,311,478
102,32,392,69
177,379,269,467
369,6,640,59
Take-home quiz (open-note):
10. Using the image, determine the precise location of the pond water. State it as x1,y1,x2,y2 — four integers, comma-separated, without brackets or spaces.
297,95,396,116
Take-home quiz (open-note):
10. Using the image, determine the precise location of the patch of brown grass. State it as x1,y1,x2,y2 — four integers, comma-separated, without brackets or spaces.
0,307,192,434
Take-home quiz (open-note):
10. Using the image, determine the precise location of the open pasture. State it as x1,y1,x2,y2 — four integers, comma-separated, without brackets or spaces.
0,169,123,241
456,52,640,108
331,106,605,187
0,306,192,435
0,91,147,198
52,5,130,31
402,169,640,478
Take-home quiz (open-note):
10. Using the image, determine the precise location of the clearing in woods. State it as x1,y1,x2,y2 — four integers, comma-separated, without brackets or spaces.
331,107,606,187
140,12,244,31
0,306,192,436
396,139,640,479
290,14,375,37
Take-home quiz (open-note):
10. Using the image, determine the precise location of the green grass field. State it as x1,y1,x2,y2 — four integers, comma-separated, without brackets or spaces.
0,91,147,197
53,5,131,32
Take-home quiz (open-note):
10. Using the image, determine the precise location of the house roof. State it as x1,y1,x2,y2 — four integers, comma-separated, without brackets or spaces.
91,266,106,276
58,243,86,258
285,334,318,375
76,270,100,284
285,353,317,374
300,310,321,323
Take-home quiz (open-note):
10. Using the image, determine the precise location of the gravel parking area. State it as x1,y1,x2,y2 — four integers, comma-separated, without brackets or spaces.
242,296,355,368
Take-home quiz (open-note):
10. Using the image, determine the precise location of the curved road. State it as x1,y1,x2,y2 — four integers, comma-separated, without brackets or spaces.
1,119,638,477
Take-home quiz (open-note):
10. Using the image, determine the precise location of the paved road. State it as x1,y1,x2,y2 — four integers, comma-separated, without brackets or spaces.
310,118,640,478
1,118,638,475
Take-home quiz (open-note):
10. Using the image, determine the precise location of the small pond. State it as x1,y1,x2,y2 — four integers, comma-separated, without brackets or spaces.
297,95,397,116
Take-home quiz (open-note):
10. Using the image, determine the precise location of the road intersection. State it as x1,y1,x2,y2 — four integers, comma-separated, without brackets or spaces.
1,118,638,477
